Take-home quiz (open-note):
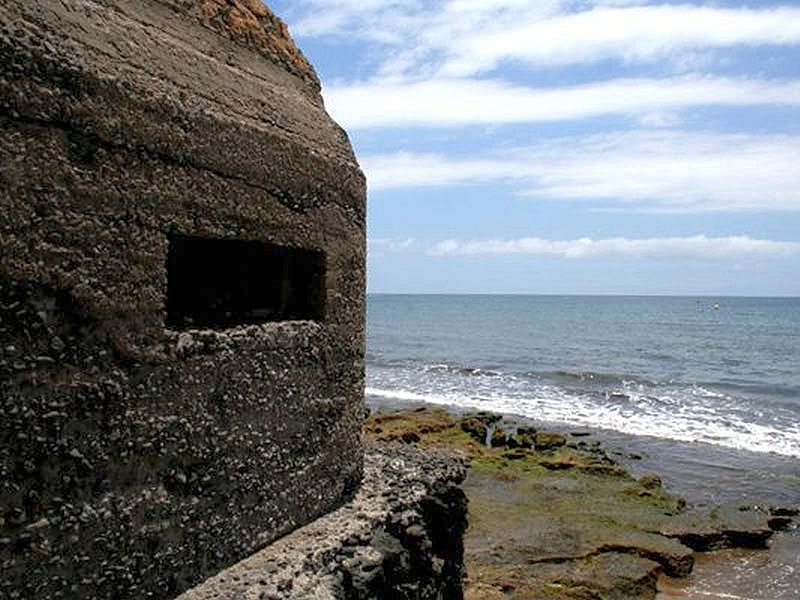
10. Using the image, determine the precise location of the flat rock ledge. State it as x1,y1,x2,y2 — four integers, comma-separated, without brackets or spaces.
178,444,468,600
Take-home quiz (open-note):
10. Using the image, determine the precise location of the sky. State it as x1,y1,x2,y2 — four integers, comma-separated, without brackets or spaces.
270,0,800,296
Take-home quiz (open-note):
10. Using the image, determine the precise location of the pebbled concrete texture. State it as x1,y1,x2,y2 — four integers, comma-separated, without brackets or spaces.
0,1,366,598
177,445,468,600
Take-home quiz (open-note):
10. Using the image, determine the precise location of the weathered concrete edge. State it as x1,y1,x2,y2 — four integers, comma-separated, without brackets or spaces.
178,445,468,600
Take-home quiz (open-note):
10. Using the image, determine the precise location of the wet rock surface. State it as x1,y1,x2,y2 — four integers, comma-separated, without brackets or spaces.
178,445,468,600
364,407,798,600
660,503,787,551
658,529,800,600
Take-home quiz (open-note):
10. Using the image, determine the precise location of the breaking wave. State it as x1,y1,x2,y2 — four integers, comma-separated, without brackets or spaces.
365,367,800,458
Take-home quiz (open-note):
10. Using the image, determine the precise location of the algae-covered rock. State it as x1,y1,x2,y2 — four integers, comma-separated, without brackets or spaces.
506,430,534,449
473,411,503,426
534,431,567,450
461,418,488,444
490,428,507,448
364,407,794,600
467,552,663,600
639,474,663,490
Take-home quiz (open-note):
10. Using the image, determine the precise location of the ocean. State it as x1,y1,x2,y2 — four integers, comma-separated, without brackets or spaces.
366,294,800,597
367,294,800,459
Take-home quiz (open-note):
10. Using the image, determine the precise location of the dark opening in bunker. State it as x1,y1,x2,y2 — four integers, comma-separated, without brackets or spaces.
166,234,325,329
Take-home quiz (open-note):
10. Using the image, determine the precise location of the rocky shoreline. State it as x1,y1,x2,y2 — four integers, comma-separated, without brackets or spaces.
365,406,798,600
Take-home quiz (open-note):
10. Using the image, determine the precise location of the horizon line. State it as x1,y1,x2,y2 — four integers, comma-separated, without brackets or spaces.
366,292,800,299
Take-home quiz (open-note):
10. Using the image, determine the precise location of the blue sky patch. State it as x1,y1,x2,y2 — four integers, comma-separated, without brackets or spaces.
271,0,800,295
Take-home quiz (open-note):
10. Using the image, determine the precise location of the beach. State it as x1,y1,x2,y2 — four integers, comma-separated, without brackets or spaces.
366,294,800,597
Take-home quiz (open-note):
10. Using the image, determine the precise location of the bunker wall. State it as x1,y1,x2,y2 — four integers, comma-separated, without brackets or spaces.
0,1,366,597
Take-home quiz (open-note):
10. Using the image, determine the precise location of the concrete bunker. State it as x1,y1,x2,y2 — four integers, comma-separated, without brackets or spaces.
1,1,469,598
166,234,326,328
0,0,367,597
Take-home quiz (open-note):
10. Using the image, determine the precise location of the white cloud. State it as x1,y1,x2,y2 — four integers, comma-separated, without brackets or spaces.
361,131,800,212
637,111,682,128
371,233,800,260
427,235,800,259
324,76,800,129
291,0,426,43
438,5,800,76
289,2,800,77
368,237,419,251
290,0,560,47
363,152,520,189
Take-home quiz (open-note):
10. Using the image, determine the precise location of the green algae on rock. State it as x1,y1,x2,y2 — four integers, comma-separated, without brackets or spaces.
365,407,796,600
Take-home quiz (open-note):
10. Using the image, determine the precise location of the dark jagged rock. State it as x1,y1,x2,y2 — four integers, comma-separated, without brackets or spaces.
767,516,794,531
402,431,421,444
769,506,800,517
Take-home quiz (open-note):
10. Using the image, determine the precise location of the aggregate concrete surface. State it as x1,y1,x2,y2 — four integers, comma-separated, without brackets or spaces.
1,1,367,597
178,445,468,600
